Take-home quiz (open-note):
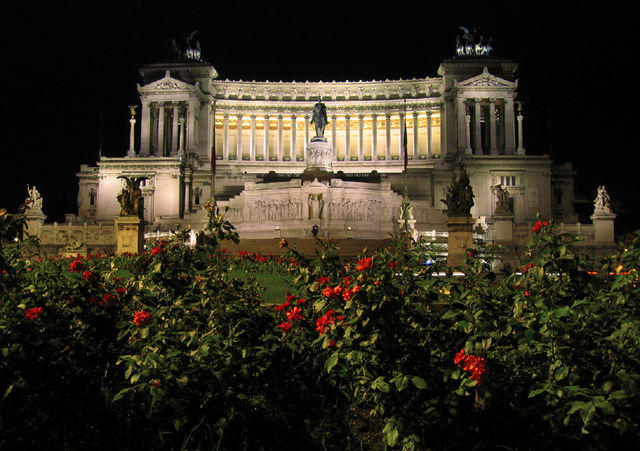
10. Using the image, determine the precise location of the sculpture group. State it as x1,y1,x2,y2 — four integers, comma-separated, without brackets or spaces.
442,168,475,217
117,176,147,218
456,26,493,57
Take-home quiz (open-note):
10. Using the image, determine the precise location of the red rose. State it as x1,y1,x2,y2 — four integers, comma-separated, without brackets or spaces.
274,300,290,312
322,286,335,298
69,259,84,272
24,306,43,320
531,220,550,234
277,321,292,332
133,310,152,327
150,245,165,256
296,298,307,305
116,288,127,295
317,277,330,285
101,293,117,305
286,306,303,322
315,310,337,335
388,261,398,268
454,349,486,385
355,257,373,271
82,270,96,281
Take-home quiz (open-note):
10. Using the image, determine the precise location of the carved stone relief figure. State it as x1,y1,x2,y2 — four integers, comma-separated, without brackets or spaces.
309,194,324,219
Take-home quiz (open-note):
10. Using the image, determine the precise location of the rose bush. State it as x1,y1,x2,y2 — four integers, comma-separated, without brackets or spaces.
1,206,640,449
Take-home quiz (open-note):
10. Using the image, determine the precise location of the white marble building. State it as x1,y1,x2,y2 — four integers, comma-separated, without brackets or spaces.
73,51,582,247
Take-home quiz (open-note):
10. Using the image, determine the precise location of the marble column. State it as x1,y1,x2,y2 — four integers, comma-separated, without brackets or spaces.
236,114,243,160
399,112,406,159
157,103,165,156
277,115,283,160
178,117,185,156
304,114,309,160
171,104,179,156
504,98,516,155
517,104,526,155
140,102,151,156
222,113,229,160
413,111,419,159
385,113,392,160
489,99,498,155
344,114,351,160
457,97,467,153
473,99,482,155
186,101,196,153
127,115,136,157
150,104,158,154
358,114,364,160
372,113,378,160
250,114,256,160
465,113,472,155
290,114,297,160
331,114,337,159
426,111,432,159
263,114,270,160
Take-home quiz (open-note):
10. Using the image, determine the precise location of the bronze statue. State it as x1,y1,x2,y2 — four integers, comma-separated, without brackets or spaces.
441,167,474,217
310,101,328,138
117,176,148,218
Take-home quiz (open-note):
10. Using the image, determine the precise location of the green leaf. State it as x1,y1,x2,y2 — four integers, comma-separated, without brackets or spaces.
528,388,546,398
441,310,457,320
112,388,130,402
386,427,399,447
372,376,390,393
556,366,569,381
608,390,627,400
395,375,409,392
325,352,339,374
412,376,427,390
113,268,135,279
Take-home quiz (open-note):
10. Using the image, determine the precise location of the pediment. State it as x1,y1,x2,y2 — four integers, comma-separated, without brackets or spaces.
455,67,516,89
138,71,196,92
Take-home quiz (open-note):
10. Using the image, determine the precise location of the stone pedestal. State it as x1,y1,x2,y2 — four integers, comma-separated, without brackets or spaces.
591,212,616,245
492,213,514,243
303,138,334,182
24,210,46,238
115,216,144,255
446,215,474,267
305,138,333,171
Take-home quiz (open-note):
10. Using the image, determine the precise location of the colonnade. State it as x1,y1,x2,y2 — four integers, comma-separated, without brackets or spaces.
456,97,525,156
214,110,442,162
139,101,196,157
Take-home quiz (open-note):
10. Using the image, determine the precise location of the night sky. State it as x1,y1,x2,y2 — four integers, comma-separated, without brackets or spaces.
2,4,636,235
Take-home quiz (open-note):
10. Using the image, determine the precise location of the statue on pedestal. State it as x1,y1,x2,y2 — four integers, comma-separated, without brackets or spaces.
441,168,474,217
492,184,512,214
310,100,328,139
117,176,148,218
26,185,43,212
594,185,614,215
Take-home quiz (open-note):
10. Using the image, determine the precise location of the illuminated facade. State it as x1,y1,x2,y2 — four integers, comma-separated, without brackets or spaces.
73,52,587,251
